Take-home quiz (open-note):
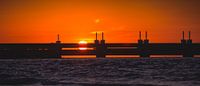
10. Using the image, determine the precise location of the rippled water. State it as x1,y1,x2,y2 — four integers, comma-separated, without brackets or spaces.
0,58,200,86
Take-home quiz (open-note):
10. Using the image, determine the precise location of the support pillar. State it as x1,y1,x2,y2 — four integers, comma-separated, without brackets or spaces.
138,31,150,58
143,31,150,57
138,31,143,57
94,32,101,58
100,32,106,58
183,31,193,57
181,31,187,45
55,34,61,58
95,32,106,58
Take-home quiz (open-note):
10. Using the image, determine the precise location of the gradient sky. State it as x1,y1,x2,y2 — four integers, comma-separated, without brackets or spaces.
0,0,200,43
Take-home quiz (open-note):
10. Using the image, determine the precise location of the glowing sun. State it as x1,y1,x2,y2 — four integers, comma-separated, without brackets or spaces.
79,40,87,50
79,40,88,44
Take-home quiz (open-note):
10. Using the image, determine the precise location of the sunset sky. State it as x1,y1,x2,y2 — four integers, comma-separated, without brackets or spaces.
0,0,200,43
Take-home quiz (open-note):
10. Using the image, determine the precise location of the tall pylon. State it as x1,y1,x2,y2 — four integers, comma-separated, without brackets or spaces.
138,31,143,45
101,32,105,44
102,32,104,40
145,31,148,40
187,31,192,44
188,31,191,40
144,31,149,45
181,31,186,45
56,34,61,43
94,32,99,44
96,32,98,40
139,31,142,40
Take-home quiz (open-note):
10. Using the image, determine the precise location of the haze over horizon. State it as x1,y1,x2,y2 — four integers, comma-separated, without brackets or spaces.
1,0,200,43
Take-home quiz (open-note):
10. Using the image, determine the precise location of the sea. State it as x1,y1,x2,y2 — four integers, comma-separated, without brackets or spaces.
0,58,200,86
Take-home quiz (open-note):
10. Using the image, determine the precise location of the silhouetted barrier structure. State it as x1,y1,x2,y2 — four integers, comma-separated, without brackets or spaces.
0,31,200,59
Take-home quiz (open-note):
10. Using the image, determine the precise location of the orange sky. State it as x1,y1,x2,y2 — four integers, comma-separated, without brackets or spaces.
0,0,200,43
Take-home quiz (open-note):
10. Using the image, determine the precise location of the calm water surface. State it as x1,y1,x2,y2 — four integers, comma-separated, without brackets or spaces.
0,58,200,86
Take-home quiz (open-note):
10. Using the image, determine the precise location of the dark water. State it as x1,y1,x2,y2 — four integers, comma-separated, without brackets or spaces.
0,58,200,86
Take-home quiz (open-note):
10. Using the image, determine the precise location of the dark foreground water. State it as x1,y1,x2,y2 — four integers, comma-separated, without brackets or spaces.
0,58,200,86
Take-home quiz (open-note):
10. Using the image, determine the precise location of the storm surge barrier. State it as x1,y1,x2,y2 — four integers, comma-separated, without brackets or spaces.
0,31,200,59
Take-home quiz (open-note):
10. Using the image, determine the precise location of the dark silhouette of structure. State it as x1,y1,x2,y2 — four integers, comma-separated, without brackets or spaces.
0,31,199,59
